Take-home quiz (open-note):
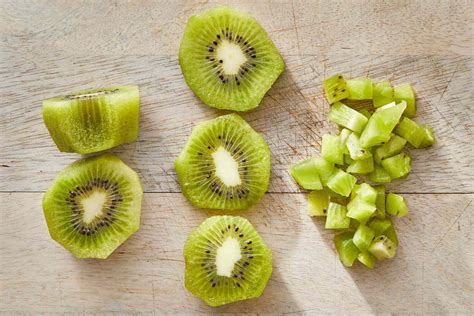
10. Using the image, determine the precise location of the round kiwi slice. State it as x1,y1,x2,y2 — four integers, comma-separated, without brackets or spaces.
184,216,272,306
179,6,285,111
175,114,270,211
42,153,143,259
42,86,140,154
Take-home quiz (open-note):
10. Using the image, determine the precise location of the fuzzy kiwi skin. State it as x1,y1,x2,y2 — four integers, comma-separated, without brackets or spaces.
174,114,271,211
42,86,140,154
42,154,143,259
179,6,285,111
184,216,272,306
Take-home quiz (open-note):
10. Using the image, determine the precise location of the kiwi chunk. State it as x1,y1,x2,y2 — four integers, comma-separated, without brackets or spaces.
327,169,357,197
325,202,350,229
368,235,396,260
308,189,330,216
179,6,284,111
386,193,409,217
419,125,436,148
358,251,377,269
346,197,376,224
346,156,374,174
352,183,377,204
368,164,392,183
373,80,394,108
373,134,407,164
329,102,368,134
312,157,337,185
381,152,411,179
394,117,426,148
324,74,350,104
346,132,372,161
42,86,140,154
368,218,392,236
321,134,344,165
346,78,373,100
393,84,416,117
42,154,143,259
374,185,386,218
175,114,270,210
184,216,272,306
334,232,360,267
353,225,376,252
290,157,323,190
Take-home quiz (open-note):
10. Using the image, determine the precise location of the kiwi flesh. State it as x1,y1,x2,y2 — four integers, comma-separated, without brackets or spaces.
42,86,139,154
42,154,143,259
175,114,270,211
179,6,284,111
184,216,272,306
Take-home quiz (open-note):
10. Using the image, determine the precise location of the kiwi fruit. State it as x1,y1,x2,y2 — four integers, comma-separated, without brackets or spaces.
175,114,270,210
42,154,143,259
179,6,284,111
42,86,140,154
184,216,272,306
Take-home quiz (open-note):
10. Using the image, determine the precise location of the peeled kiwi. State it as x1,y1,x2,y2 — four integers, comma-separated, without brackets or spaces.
42,86,139,154
175,114,270,210
179,6,284,111
184,216,272,306
42,154,143,259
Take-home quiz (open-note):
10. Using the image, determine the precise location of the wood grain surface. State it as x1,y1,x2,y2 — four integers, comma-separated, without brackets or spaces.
0,0,473,314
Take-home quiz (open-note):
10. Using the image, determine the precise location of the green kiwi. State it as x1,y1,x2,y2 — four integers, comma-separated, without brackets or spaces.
179,6,284,111
42,86,140,154
175,114,270,210
184,216,272,306
42,154,143,259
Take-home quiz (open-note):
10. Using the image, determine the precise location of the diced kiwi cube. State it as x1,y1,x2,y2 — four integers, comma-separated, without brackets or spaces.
368,218,392,236
373,134,407,164
325,202,350,229
418,125,436,148
393,83,416,117
381,152,411,179
353,225,376,252
358,251,377,269
334,232,360,267
368,235,396,260
346,78,373,100
290,157,323,190
346,197,377,223
313,157,337,185
368,164,392,183
308,189,330,216
346,132,372,161
327,169,357,197
374,185,386,218
386,193,409,217
384,224,399,246
322,134,344,165
329,102,368,134
346,156,374,174
324,74,350,104
394,117,426,148
353,183,378,204
373,80,394,108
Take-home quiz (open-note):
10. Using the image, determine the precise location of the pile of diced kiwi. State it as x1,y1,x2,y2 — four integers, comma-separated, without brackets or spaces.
290,75,435,268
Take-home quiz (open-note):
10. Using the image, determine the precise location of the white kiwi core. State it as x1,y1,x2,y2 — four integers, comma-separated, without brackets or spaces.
216,40,247,75
212,146,241,186
80,191,107,224
215,237,242,277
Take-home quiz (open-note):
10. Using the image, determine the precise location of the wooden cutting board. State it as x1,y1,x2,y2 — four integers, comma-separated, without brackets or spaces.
1,0,472,313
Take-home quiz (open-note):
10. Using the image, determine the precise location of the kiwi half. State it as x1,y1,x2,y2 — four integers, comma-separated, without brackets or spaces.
179,6,284,111
184,216,272,306
42,154,143,259
42,86,139,154
175,114,270,210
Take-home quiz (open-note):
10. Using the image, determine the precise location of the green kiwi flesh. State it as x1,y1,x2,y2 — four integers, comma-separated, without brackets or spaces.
42,86,139,154
175,114,270,210
42,154,143,259
179,6,284,111
184,216,272,306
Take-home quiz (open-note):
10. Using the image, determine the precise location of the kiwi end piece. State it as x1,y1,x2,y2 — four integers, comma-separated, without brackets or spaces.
184,216,272,306
325,202,350,229
334,231,360,267
175,114,270,211
346,78,373,100
324,74,350,104
381,152,411,179
42,86,140,154
393,84,416,117
42,154,143,259
290,158,323,190
308,189,330,216
179,6,284,111
373,80,394,108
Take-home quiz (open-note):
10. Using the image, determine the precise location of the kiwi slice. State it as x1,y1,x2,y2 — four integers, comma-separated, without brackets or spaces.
179,7,284,111
175,114,270,210
184,216,272,306
42,154,143,259
42,86,139,154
